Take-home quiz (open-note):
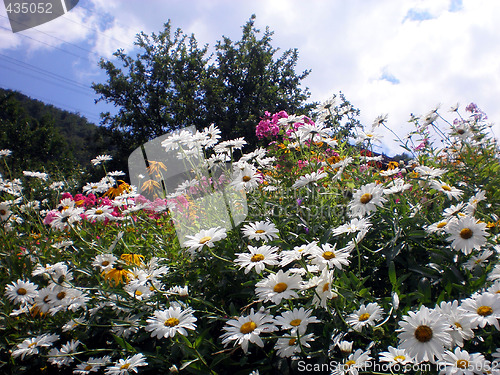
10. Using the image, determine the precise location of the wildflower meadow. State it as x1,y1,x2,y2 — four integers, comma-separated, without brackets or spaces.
1,96,499,375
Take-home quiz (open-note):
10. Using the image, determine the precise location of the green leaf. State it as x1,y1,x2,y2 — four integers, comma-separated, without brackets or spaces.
112,334,136,353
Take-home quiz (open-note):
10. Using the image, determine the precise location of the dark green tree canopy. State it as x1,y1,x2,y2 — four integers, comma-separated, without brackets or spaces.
92,15,311,152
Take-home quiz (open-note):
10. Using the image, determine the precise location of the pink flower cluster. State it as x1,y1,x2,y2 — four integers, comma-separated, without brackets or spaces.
255,111,288,140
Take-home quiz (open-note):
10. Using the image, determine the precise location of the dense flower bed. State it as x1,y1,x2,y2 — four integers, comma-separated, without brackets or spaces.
0,97,499,375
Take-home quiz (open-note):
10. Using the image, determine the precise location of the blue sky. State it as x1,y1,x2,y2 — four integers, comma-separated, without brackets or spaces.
1,0,499,156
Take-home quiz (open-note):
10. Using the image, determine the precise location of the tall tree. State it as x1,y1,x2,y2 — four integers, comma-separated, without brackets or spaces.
92,15,311,153
204,15,311,148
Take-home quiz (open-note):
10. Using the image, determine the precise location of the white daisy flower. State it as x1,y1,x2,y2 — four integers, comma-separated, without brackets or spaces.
443,203,467,219
47,339,80,368
308,243,350,271
332,217,372,237
200,124,221,148
85,205,115,222
459,293,500,330
4,279,38,305
50,207,83,230
241,220,279,242
274,333,315,358
220,308,276,353
309,268,337,309
296,123,330,144
414,165,446,179
104,353,147,375
234,245,280,274
346,302,384,332
291,171,327,189
23,171,49,181
11,333,59,360
0,149,12,157
383,178,413,195
74,356,111,374
446,216,488,255
426,219,452,234
145,304,197,339
83,181,109,194
349,183,387,217
439,347,486,375
280,242,319,267
230,165,261,192
464,249,493,271
0,202,11,221
356,130,383,144
91,154,112,166
273,307,320,335
379,346,413,366
182,227,227,254
397,306,452,363
332,349,372,375
431,180,463,200
337,341,353,355
255,270,302,304
92,254,118,271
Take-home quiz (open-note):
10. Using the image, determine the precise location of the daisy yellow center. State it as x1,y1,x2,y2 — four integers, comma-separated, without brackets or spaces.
135,290,143,296
454,322,462,329
120,363,130,370
360,193,372,204
456,359,469,369
95,209,103,214
290,319,302,327
165,317,180,327
457,129,466,135
255,229,266,234
437,222,447,228
28,342,37,348
460,228,473,239
101,261,110,267
17,287,27,295
251,254,265,262
345,360,356,367
240,321,257,334
358,313,370,322
199,236,212,244
414,325,433,342
441,185,452,191
242,176,251,182
322,283,330,292
289,338,297,346
322,251,336,260
274,282,288,293
84,365,92,371
477,305,493,316
394,355,406,363
0,209,6,215
63,205,70,210
56,291,66,300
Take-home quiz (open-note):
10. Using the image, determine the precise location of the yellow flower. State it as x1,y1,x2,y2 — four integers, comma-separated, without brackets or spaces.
121,253,145,266
147,160,167,176
387,161,399,170
103,266,132,286
105,181,131,198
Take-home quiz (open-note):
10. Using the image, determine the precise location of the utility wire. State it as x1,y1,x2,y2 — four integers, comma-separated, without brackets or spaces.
0,53,92,91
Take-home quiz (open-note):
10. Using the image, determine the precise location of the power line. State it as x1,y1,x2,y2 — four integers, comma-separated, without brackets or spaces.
0,53,92,91
0,62,94,97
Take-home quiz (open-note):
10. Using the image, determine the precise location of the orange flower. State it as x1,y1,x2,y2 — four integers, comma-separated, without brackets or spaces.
121,253,145,266
105,181,131,198
103,266,132,286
